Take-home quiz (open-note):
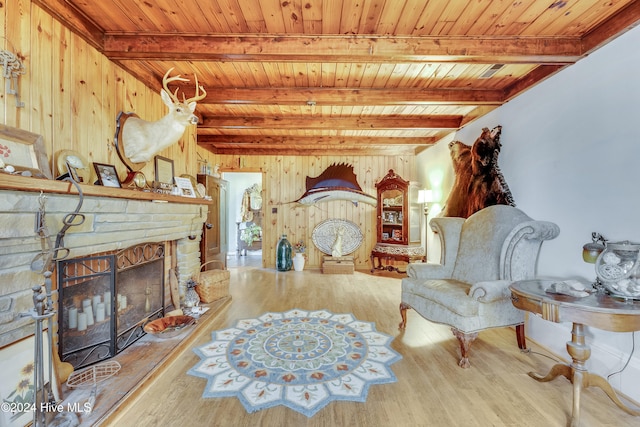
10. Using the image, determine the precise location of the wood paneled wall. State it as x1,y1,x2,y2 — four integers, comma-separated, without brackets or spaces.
0,2,198,184
197,150,416,269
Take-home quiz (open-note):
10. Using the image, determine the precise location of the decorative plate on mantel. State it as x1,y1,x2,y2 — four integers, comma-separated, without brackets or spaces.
312,219,363,255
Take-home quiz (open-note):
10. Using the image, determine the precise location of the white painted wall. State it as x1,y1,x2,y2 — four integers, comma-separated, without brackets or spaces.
417,25,640,403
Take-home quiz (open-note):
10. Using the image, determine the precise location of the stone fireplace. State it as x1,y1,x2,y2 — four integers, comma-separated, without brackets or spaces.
0,182,209,353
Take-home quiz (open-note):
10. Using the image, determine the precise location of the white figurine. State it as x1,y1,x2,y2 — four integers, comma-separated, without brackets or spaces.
331,226,345,257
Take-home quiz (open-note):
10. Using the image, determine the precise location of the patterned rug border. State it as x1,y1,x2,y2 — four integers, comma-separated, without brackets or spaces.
187,308,402,417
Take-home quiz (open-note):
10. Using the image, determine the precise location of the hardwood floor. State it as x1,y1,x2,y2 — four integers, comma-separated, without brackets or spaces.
103,266,639,427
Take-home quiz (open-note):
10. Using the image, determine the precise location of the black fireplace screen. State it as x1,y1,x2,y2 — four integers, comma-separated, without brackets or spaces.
58,243,165,369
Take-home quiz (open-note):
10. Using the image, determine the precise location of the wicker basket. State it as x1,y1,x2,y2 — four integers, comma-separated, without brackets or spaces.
195,260,230,303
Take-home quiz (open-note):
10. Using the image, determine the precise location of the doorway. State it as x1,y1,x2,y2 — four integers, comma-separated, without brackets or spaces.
222,172,263,269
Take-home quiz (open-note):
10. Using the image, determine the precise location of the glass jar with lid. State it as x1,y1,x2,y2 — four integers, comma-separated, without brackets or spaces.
595,241,640,299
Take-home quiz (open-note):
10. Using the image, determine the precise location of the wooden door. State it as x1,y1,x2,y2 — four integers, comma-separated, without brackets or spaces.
198,175,229,268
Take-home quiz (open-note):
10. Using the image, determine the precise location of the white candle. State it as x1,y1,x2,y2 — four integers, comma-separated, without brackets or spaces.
104,291,111,303
82,298,91,308
92,295,101,313
120,295,127,310
95,302,105,322
77,312,87,331
68,307,78,329
105,301,111,317
84,305,94,326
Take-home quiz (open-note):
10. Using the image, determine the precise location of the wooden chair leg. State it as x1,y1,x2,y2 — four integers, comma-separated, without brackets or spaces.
399,302,410,329
516,324,527,350
451,328,478,368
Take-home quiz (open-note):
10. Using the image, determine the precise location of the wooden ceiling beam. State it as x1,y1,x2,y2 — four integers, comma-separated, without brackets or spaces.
184,87,505,106
107,66,503,106
200,145,416,156
200,115,462,130
103,34,582,64
197,135,436,146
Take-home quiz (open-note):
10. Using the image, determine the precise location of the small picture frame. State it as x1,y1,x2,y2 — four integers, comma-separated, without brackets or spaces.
382,232,390,240
392,229,402,240
93,163,121,188
174,176,196,198
154,155,174,185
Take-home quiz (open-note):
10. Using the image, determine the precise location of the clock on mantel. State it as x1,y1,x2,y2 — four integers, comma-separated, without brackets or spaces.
370,169,425,274
122,170,148,190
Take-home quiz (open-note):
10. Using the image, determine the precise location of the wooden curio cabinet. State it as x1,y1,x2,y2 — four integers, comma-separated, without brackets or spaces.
375,169,420,245
371,169,424,273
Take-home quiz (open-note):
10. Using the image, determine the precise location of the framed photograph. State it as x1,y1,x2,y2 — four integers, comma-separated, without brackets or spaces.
174,176,196,198
0,124,53,179
154,155,174,185
392,229,402,240
93,163,121,188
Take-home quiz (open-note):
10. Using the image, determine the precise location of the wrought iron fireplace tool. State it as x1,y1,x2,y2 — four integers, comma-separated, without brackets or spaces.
22,178,84,426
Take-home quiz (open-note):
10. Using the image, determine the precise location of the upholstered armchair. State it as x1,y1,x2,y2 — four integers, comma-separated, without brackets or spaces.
399,205,559,368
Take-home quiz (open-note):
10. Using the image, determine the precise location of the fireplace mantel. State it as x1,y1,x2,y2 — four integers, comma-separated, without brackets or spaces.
0,173,212,205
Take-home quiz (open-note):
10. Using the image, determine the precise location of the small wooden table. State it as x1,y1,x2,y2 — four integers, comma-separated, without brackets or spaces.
509,279,640,427
370,243,425,274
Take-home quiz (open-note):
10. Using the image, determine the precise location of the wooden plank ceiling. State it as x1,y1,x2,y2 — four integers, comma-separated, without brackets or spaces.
35,0,640,156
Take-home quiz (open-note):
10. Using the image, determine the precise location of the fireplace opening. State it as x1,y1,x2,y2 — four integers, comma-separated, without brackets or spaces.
58,243,165,369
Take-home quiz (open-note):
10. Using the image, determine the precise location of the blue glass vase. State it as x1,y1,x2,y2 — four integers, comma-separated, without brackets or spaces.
276,234,293,271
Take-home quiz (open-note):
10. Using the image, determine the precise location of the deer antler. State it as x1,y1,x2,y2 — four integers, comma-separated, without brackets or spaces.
162,67,190,103
184,73,207,104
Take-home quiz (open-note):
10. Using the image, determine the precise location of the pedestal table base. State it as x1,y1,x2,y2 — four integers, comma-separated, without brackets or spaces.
528,322,640,427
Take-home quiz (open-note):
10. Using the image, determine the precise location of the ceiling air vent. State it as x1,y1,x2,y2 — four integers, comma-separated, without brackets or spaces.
480,64,504,79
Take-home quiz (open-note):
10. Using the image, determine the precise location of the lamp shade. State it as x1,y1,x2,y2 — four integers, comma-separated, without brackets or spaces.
417,189,434,204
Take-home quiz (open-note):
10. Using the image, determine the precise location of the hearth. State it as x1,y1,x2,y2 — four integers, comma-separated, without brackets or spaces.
57,243,165,369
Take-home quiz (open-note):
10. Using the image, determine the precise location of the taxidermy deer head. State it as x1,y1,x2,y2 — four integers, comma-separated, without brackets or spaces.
120,68,206,164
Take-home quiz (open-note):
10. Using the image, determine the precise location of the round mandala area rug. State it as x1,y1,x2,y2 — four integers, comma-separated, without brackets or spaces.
188,308,402,417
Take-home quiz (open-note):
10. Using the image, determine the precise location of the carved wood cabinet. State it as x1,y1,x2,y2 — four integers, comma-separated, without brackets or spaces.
371,169,424,273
